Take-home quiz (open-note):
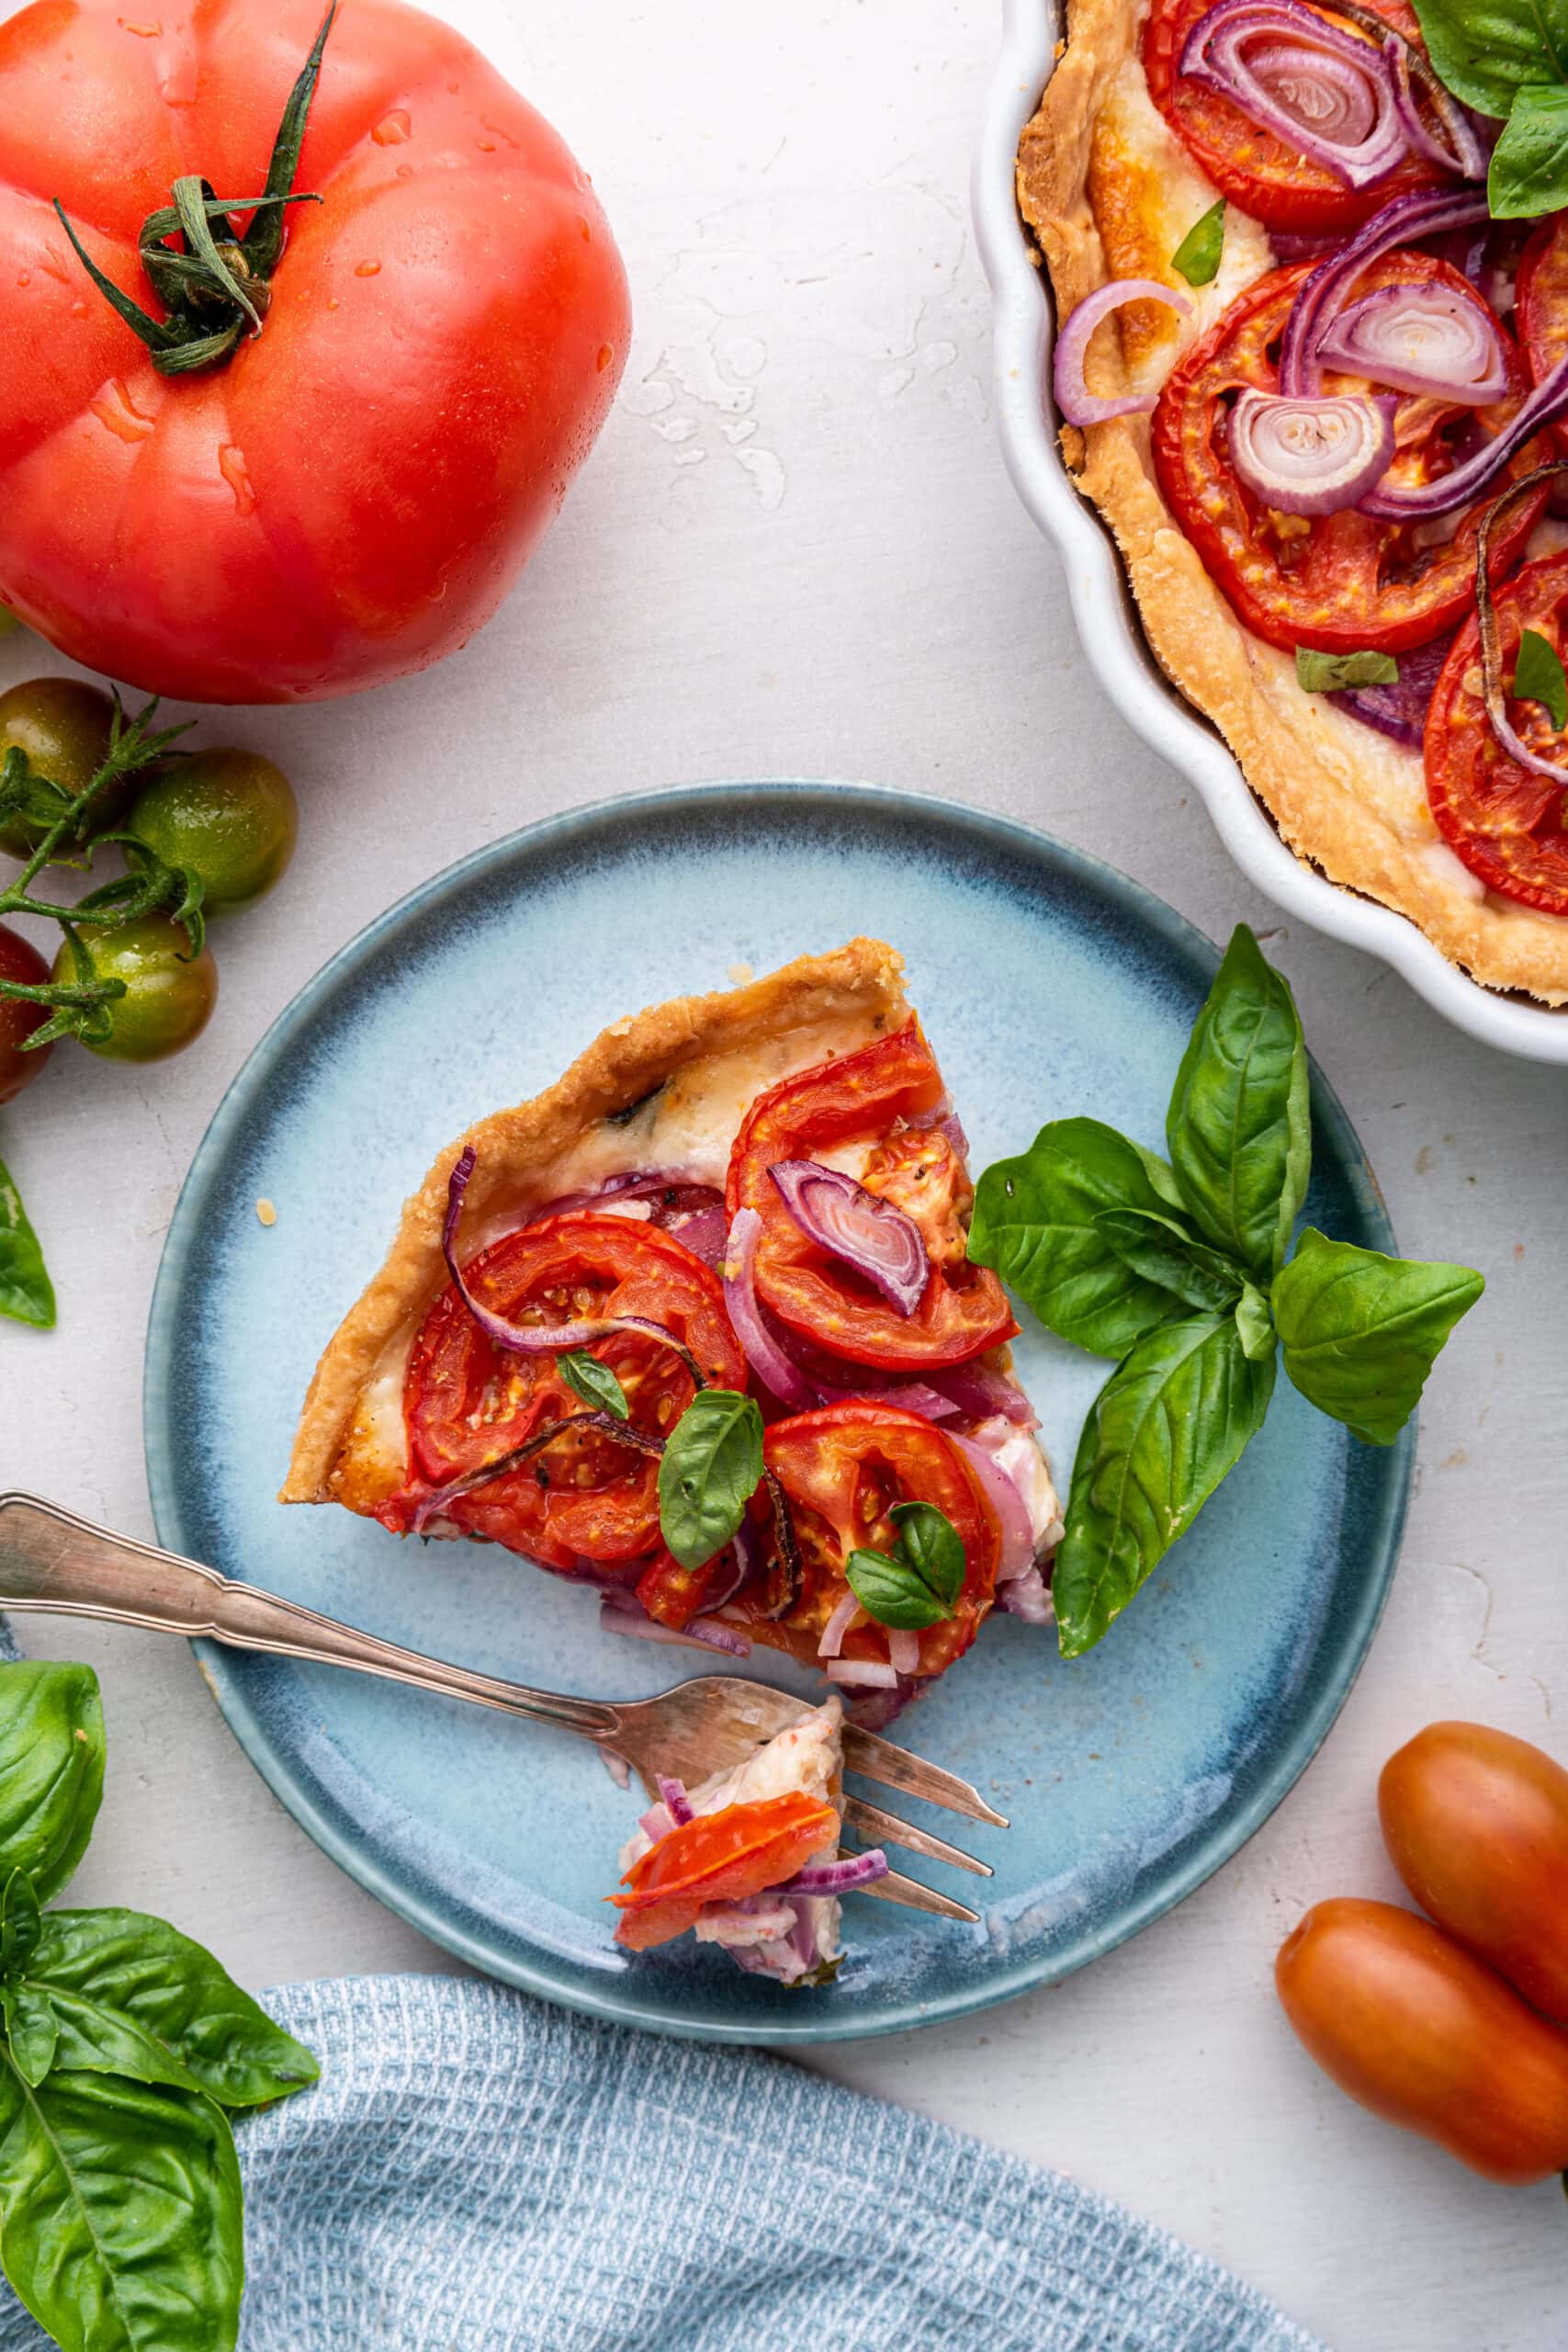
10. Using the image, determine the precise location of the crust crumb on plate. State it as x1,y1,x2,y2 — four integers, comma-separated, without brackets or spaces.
1015,0,1568,1005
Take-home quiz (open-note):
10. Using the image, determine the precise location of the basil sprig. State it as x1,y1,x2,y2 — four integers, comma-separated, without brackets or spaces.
658,1389,764,1570
970,925,1483,1658
1413,0,1568,214
1295,647,1399,694
0,1658,318,2351
847,1500,966,1630
1170,199,1225,287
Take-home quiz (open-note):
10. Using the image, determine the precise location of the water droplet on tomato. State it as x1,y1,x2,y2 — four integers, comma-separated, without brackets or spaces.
577,217,592,243
371,108,411,145
327,296,340,311
218,444,255,517
396,164,413,180
354,260,381,277
16,272,28,288
118,16,162,31
596,345,613,373
90,378,155,445
476,138,496,153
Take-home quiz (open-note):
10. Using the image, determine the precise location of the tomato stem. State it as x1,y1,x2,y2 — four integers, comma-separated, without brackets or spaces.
53,4,336,378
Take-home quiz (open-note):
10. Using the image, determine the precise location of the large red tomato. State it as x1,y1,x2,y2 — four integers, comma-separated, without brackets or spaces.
0,0,629,702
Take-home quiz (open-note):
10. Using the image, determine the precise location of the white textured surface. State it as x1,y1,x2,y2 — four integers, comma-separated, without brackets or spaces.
1,3,1565,2346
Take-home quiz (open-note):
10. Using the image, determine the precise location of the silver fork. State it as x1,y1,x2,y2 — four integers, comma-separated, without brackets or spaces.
0,1494,1006,1924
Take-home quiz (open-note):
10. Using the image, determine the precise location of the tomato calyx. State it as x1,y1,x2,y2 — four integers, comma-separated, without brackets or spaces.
52,5,336,378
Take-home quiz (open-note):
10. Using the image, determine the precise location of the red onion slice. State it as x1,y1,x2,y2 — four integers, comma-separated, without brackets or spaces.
997,1566,1055,1624
1228,388,1396,514
1315,282,1507,404
1325,627,1454,745
667,1203,728,1268
441,1148,702,1381
1179,0,1409,188
769,1159,930,1317
600,1597,752,1658
950,1430,1037,1582
1358,347,1568,519
1381,36,1484,179
1054,278,1192,426
927,1361,1037,1427
721,1207,818,1408
774,1851,891,1895
637,1802,675,1842
656,1775,694,1826
886,1628,921,1677
818,1589,863,1659
825,1658,901,1689
1279,186,1490,398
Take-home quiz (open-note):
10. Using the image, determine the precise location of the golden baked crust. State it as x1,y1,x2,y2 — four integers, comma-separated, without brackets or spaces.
1016,5,1568,1004
282,939,909,1504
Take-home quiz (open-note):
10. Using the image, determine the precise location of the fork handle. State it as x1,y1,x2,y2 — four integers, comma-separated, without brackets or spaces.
0,1493,619,1742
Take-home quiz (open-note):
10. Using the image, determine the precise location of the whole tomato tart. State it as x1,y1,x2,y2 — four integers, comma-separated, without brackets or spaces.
286,942,1060,1719
1018,0,1568,1001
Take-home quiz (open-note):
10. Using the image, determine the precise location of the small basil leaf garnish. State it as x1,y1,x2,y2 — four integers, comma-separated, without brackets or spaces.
1054,1314,1277,1659
1296,646,1401,693
1512,624,1568,727
968,1116,1196,1358
1271,1228,1484,1444
558,1350,630,1422
0,1154,55,1330
846,1499,966,1630
1170,198,1225,286
658,1389,764,1570
1166,923,1311,1281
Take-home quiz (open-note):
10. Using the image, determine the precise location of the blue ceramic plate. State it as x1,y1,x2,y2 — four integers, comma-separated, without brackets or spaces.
146,783,1411,2044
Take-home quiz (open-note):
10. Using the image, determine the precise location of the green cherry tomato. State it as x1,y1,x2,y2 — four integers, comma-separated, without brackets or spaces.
0,677,119,857
52,916,218,1063
126,750,298,913
0,920,52,1102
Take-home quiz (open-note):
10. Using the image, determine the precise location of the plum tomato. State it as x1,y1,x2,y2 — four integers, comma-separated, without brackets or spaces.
1380,1722,1568,2024
0,920,51,1101
127,750,299,913
53,915,217,1062
0,677,118,857
1276,1897,1568,2185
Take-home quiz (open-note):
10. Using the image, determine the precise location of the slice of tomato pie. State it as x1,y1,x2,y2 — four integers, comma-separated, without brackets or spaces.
283,941,1060,1710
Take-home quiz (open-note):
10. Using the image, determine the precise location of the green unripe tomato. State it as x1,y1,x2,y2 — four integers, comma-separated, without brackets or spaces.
52,916,218,1063
126,750,298,913
0,678,120,858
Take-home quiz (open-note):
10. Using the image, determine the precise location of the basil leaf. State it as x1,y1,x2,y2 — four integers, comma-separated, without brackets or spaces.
1054,1313,1276,1658
1094,1207,1244,1313
1414,0,1568,116
1171,199,1225,286
1490,83,1568,213
3,1986,57,2091
0,1152,55,1329
969,1116,1197,1357
0,1662,105,1904
1235,1281,1277,1363
846,1502,965,1630
558,1350,629,1422
1512,623,1568,724
1296,646,1400,692
1271,1227,1483,1444
1167,924,1311,1280
658,1389,764,1570
1,1871,40,1981
0,2057,244,2352
24,1908,319,2109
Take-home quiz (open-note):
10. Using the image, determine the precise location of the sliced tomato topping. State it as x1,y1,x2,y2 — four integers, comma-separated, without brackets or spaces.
726,1025,1016,1371
1425,550,1568,914
392,1211,746,1570
1153,254,1549,656
1143,0,1446,236
733,1403,1002,1682
610,1791,838,1951
1515,214,1568,457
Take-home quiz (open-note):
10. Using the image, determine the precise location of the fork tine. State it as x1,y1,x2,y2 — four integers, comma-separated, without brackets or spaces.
843,1794,992,1879
842,1724,1010,1828
857,1866,978,1925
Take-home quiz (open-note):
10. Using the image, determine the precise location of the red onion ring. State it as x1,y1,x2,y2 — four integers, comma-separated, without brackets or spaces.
441,1148,703,1383
818,1589,863,1659
599,1597,752,1658
950,1430,1037,1582
769,1159,930,1317
1381,35,1484,179
1054,278,1192,426
656,1775,694,1826
1315,282,1506,403
1326,628,1454,745
721,1207,818,1408
1179,0,1409,187
1279,186,1490,398
926,1361,1037,1426
996,1566,1055,1624
1227,388,1396,514
774,1851,891,1895
887,1628,921,1676
1358,347,1568,518
825,1658,900,1689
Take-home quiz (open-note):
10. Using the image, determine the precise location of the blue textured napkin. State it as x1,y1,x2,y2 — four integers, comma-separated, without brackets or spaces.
0,1972,1323,2352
